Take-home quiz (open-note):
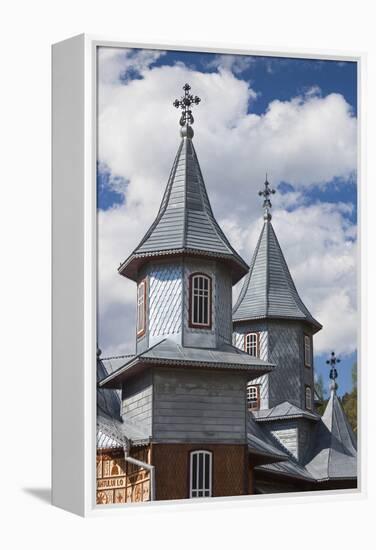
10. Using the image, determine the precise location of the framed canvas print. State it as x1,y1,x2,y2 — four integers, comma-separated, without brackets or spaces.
52,35,361,516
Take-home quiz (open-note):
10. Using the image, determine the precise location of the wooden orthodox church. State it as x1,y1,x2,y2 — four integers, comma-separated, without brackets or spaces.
96,84,357,505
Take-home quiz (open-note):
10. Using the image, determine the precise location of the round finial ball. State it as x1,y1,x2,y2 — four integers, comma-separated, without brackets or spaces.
329,380,338,392
180,124,194,139
97,347,102,357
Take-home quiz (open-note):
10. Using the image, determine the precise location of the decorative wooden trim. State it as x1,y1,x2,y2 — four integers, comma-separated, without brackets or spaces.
304,333,312,368
136,277,147,338
244,331,260,358
188,272,212,329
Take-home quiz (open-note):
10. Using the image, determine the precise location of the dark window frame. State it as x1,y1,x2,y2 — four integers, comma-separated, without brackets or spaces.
188,272,212,329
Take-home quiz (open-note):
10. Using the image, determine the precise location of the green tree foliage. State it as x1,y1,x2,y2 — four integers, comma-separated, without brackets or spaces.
341,363,357,432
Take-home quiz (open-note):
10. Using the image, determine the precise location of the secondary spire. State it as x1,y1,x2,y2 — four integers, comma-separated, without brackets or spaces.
173,83,201,138
258,175,276,221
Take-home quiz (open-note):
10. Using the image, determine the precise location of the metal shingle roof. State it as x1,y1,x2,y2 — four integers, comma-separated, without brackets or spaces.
256,458,315,482
247,413,288,463
304,390,357,481
233,219,322,332
97,357,122,422
97,357,150,449
99,338,275,389
119,136,248,283
253,401,320,423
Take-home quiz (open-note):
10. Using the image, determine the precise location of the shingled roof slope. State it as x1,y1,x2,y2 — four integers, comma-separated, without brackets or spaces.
233,219,322,332
119,136,248,283
304,389,357,481
99,338,275,389
253,401,320,423
247,413,288,463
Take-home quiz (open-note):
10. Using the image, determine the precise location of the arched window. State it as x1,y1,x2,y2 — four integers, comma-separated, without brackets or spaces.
189,273,212,328
247,384,260,410
245,332,259,356
137,279,146,337
190,450,212,498
305,386,312,410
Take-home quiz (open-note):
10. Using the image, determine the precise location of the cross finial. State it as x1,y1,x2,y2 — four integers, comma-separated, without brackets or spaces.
173,83,201,138
326,351,341,393
258,175,276,221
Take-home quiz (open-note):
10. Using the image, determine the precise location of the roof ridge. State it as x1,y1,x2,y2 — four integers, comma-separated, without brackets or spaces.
182,137,189,249
265,220,270,317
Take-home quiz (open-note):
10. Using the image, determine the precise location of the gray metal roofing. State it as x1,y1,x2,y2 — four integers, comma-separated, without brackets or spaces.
304,391,357,481
247,413,288,463
101,355,135,374
119,137,248,282
97,357,150,449
256,458,315,482
232,219,322,331
253,401,320,423
97,414,149,449
97,357,122,422
99,338,275,389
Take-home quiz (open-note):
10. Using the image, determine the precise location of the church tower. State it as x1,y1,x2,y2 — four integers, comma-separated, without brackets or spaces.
100,85,275,500
233,180,322,464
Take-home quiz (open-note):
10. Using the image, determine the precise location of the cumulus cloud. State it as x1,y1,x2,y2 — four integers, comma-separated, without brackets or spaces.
206,54,256,75
96,49,357,358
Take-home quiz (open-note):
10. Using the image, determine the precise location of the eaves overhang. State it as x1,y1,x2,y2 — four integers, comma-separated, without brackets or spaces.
118,247,249,284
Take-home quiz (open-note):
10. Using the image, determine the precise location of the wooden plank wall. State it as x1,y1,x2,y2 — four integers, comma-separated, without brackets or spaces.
153,368,248,443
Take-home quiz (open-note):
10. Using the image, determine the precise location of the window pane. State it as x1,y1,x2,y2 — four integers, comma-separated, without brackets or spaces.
192,453,197,492
198,453,203,490
204,453,210,490
191,275,211,326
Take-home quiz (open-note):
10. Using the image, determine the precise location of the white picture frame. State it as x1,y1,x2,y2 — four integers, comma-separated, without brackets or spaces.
52,34,363,517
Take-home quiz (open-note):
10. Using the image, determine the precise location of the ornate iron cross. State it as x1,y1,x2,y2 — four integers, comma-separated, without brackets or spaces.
173,83,201,126
258,176,276,220
326,351,341,381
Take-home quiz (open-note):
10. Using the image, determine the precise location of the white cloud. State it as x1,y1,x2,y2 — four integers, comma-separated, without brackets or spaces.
206,54,256,76
96,50,357,358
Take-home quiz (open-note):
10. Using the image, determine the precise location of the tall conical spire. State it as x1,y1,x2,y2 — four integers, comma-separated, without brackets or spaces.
119,84,248,283
233,177,321,332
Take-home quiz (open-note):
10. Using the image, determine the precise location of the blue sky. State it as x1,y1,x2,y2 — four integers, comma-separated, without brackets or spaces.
97,49,357,396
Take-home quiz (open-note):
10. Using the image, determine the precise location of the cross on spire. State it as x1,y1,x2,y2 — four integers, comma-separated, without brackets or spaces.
326,351,341,393
173,83,201,128
258,175,276,221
